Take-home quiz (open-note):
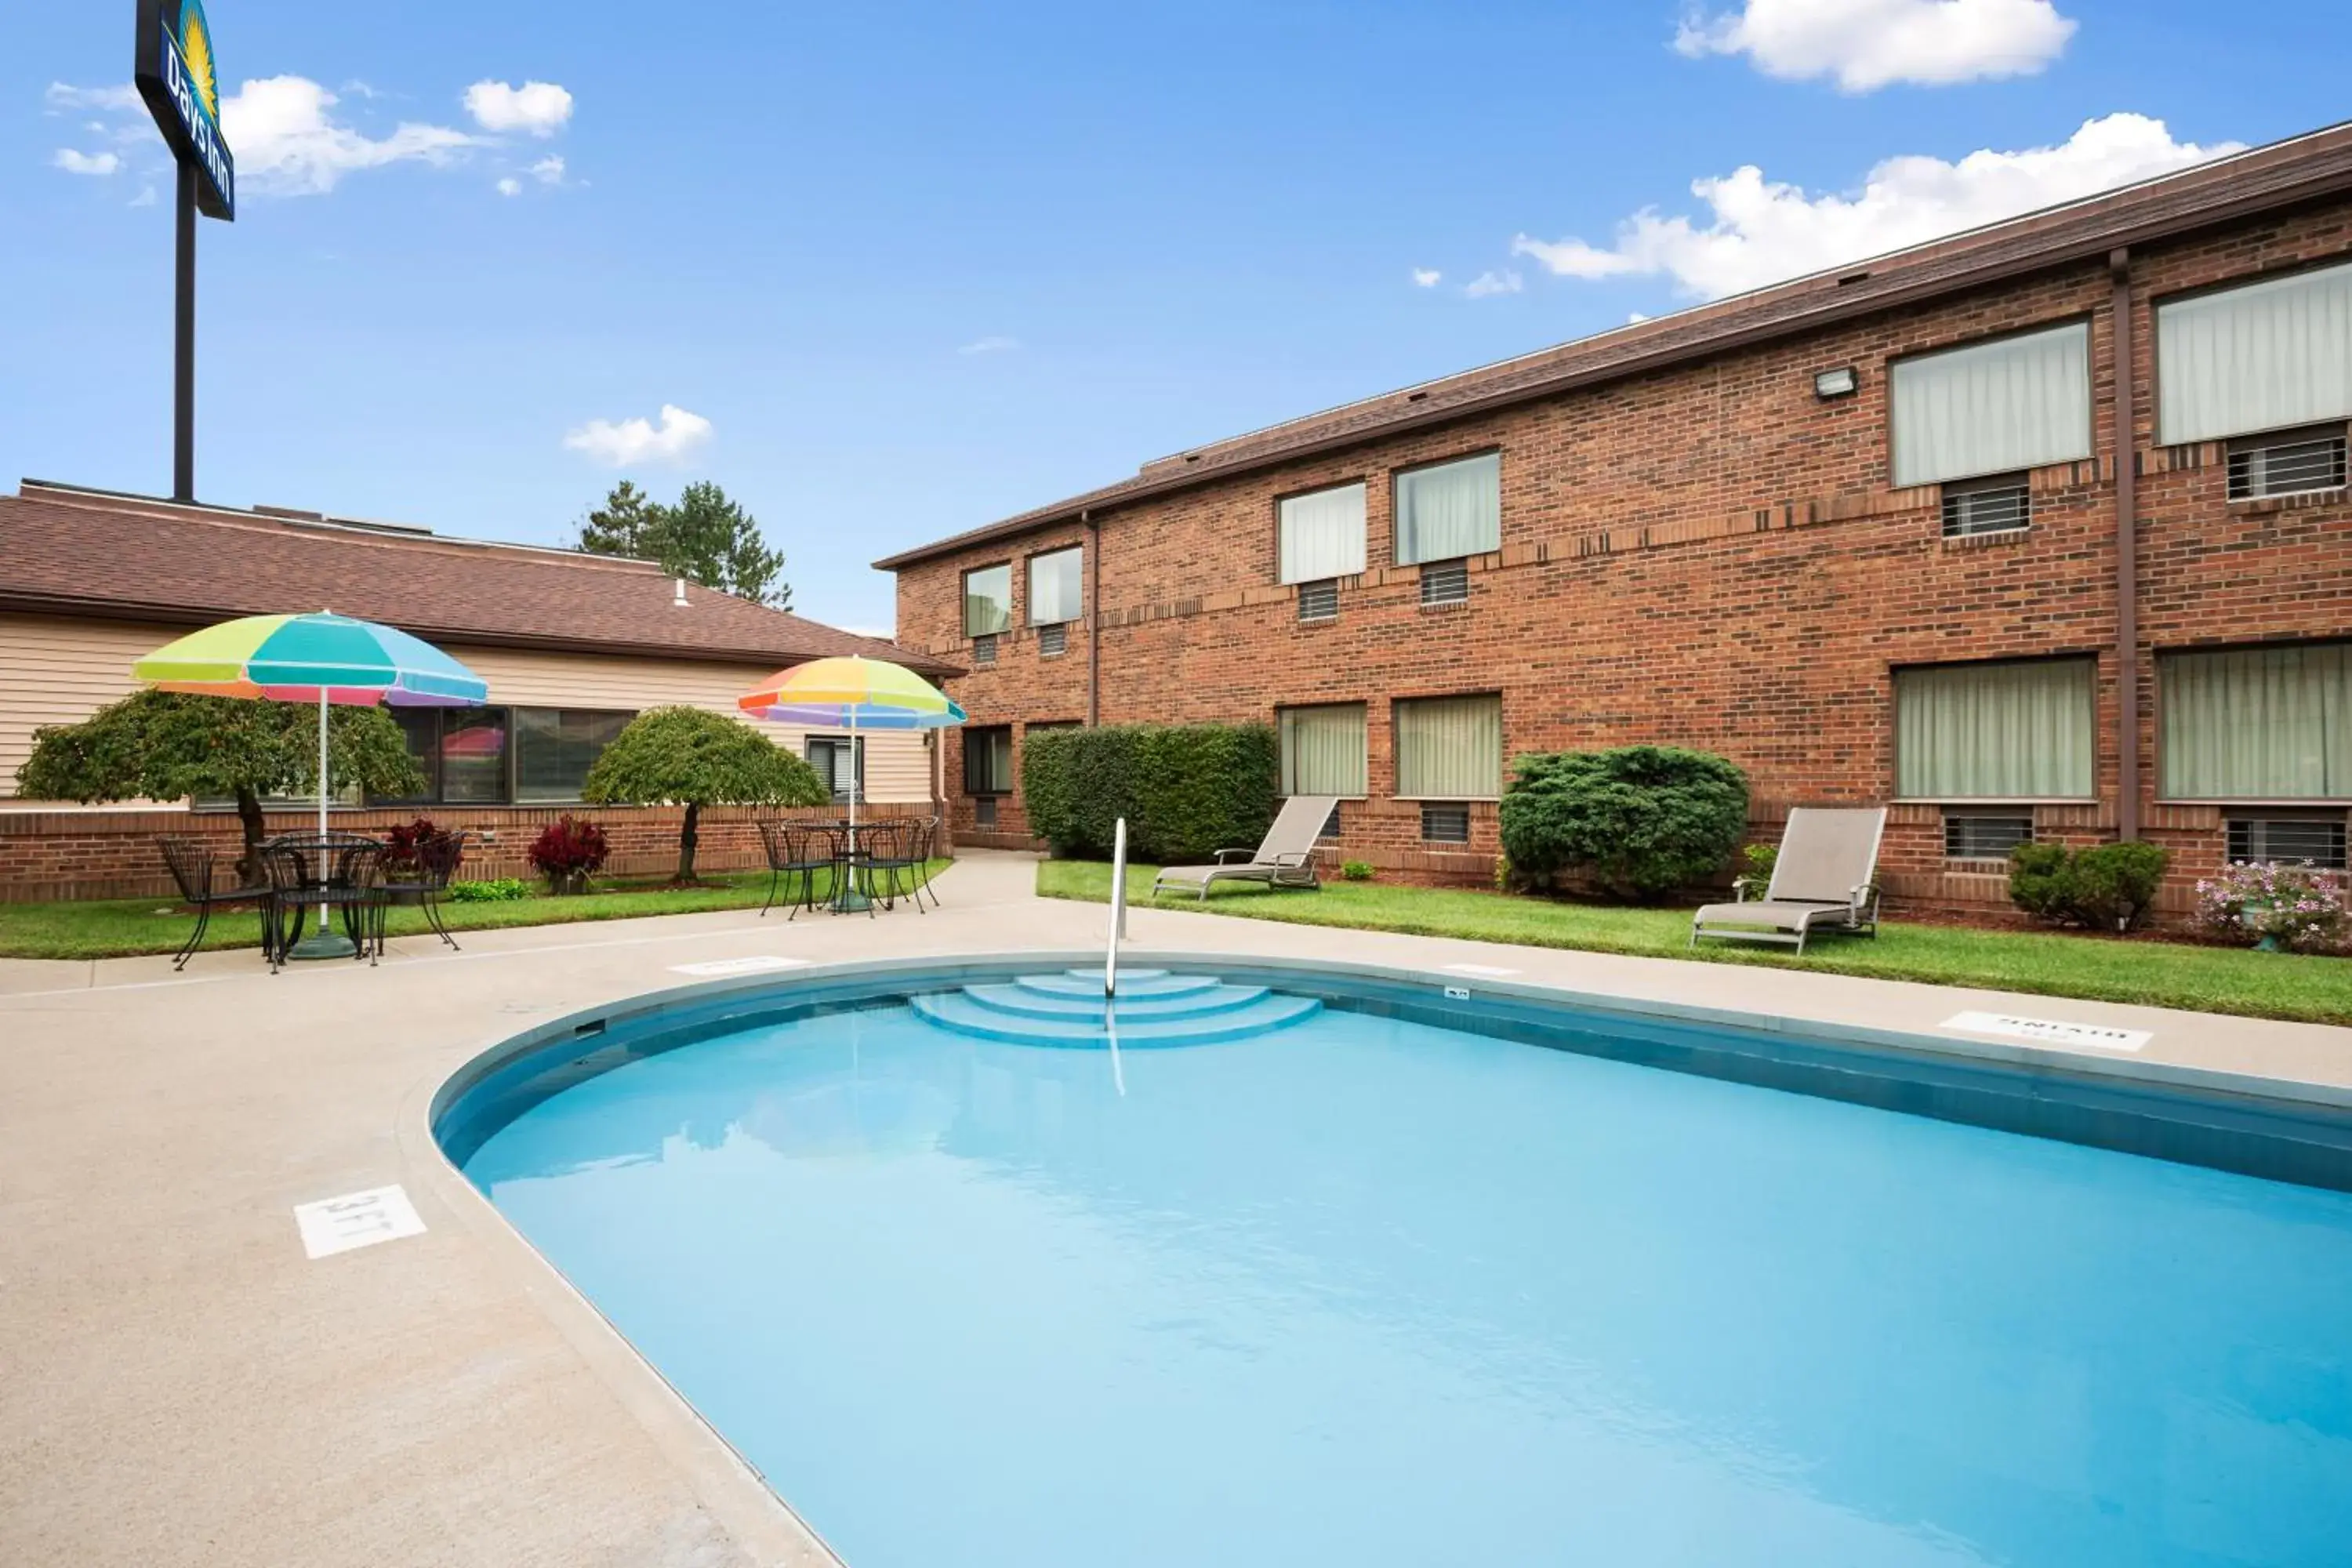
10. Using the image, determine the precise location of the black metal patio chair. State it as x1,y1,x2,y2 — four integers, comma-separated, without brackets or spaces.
156,836,271,971
758,821,837,920
260,833,390,971
379,829,468,949
858,820,927,913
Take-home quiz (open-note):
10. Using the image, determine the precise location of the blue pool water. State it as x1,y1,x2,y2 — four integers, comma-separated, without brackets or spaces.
459,980,2352,1568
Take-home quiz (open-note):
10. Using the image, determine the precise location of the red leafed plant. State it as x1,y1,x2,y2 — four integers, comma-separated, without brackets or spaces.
528,815,611,894
382,817,441,876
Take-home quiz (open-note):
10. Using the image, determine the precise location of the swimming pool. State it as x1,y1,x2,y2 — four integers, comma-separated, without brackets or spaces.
441,960,2352,1567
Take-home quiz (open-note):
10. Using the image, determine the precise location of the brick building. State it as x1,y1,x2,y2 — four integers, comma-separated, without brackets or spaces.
880,123,2352,918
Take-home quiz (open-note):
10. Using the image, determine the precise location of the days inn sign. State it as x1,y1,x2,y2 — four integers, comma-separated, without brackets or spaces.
135,0,235,220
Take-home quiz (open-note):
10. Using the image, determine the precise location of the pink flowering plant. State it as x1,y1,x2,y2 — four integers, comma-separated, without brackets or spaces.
2194,862,2350,953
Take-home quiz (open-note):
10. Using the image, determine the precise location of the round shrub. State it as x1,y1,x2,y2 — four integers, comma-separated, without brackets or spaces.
1498,746,1750,898
2007,840,2171,931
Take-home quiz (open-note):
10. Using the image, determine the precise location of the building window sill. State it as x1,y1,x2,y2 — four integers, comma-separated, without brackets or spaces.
1938,526,2031,550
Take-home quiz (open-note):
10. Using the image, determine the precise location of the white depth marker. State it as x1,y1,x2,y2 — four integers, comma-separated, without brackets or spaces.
1940,1011,2152,1053
295,1184,426,1260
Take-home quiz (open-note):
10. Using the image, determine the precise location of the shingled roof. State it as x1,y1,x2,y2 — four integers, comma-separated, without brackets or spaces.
0,481,954,676
875,117,2352,571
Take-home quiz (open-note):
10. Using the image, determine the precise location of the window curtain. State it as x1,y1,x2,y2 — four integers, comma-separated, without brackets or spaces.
1396,454,1501,565
964,565,1011,636
2158,260,2352,445
1890,322,2092,488
1279,704,1367,796
1896,659,2096,799
1395,694,1503,799
2161,643,2350,799
1278,484,1368,583
964,728,1013,794
1029,548,1083,625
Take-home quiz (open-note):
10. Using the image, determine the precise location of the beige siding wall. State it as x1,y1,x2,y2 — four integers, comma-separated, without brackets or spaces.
0,615,933,804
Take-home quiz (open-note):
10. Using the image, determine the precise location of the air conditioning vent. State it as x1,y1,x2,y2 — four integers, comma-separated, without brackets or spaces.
2227,428,2347,500
1944,814,2032,861
1941,476,2031,537
2227,815,2347,869
971,633,996,666
1420,559,1469,606
975,797,998,829
1037,623,1068,656
1420,804,1470,844
1298,579,1339,622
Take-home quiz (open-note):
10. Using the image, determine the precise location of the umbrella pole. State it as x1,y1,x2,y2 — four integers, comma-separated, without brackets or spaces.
289,687,354,960
838,707,871,913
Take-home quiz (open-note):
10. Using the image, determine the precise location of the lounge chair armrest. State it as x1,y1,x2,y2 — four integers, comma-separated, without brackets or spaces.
1270,851,1312,869
1211,848,1258,864
1849,882,1879,919
1731,876,1761,903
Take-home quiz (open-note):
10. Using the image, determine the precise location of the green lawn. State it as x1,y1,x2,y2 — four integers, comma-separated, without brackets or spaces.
0,862,948,962
1041,860,2352,1026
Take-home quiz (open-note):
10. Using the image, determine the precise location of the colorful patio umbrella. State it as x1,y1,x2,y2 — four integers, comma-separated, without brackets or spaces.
739,655,965,906
134,611,488,956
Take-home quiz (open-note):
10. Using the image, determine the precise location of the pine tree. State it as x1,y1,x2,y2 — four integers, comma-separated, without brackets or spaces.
573,481,791,609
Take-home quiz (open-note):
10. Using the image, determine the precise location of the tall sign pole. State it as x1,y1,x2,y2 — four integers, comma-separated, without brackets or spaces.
134,0,234,503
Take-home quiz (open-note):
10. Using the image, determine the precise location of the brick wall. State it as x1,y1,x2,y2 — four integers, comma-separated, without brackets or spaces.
898,200,2352,918
0,801,949,903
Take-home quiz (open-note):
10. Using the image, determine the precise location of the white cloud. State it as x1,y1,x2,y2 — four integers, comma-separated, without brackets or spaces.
530,154,566,185
496,176,522,197
1411,267,1443,288
464,80,574,136
52,148,121,176
1511,114,2237,301
45,82,141,112
564,405,713,467
1674,0,2077,91
1465,269,1523,299
957,336,1022,355
130,183,158,208
1627,311,1651,324
223,77,477,196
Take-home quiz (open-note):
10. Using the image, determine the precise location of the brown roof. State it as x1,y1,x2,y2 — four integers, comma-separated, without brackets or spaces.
876,117,2352,571
0,481,956,676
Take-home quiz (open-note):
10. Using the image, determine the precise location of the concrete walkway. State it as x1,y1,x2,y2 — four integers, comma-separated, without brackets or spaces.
3,851,2347,1567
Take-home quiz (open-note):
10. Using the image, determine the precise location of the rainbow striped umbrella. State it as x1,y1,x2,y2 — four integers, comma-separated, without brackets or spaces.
134,612,487,956
739,655,964,859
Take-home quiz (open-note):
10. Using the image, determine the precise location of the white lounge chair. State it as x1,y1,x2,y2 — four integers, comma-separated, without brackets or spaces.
1690,806,1887,954
1151,796,1337,902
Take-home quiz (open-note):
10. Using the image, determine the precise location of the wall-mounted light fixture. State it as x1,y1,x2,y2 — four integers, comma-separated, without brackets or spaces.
1813,366,1860,401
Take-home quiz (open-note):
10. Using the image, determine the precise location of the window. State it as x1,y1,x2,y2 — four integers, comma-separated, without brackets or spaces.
971,633,997,666
439,707,511,804
1395,694,1503,800
1419,559,1470,606
2158,259,2352,445
1421,804,1471,844
1297,579,1339,622
1278,482,1367,583
515,710,631,803
1895,659,2096,800
964,564,1011,637
964,726,1014,795
1944,813,2034,861
805,736,865,804
975,796,998,829
2160,642,2351,800
1278,703,1368,797
2227,426,2347,500
1890,321,2092,488
1396,452,1501,565
1941,473,2031,537
383,709,443,804
1037,623,1068,656
2227,815,2347,870
1029,546,1083,626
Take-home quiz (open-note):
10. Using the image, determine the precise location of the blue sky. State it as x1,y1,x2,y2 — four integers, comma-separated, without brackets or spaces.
7,1,2347,632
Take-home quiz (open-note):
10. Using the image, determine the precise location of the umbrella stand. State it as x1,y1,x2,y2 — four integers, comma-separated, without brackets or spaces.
833,707,873,913
286,686,357,960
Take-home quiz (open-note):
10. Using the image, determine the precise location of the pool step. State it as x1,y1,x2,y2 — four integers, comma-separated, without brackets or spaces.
909,970,1319,1048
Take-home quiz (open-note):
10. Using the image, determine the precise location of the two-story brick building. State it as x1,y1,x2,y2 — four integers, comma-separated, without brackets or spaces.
881,122,2352,919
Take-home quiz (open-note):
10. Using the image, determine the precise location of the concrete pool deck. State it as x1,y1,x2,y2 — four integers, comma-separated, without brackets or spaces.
4,850,2348,1566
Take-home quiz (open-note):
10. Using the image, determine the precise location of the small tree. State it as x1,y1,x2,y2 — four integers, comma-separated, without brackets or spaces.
581,706,827,882
14,691,424,883
1498,746,1750,899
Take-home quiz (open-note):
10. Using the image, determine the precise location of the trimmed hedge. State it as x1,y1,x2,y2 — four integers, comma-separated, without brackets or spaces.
2009,840,2171,931
1022,722,1278,864
1498,746,1751,898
